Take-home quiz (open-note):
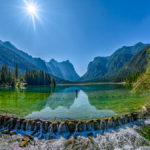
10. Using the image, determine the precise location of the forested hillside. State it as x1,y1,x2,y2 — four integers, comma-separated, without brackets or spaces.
80,42,147,82
0,40,79,82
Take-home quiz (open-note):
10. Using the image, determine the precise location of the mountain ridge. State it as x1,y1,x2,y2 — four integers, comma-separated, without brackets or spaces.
47,59,80,81
80,42,148,82
0,40,79,82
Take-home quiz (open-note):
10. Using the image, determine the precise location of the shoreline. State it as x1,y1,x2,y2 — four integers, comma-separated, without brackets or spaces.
0,119,150,149
0,108,149,139
57,82,126,86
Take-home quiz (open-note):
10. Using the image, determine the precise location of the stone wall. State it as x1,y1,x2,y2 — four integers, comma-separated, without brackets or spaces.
0,109,149,139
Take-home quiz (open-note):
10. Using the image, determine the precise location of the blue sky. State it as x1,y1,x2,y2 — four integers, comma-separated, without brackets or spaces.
0,0,150,76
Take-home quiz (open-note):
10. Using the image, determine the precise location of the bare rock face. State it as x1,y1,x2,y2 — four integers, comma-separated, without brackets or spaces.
47,59,80,81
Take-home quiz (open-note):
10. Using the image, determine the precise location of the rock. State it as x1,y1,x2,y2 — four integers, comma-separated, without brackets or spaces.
16,119,21,129
64,139,73,148
3,116,9,126
43,121,49,132
9,118,15,129
107,118,113,128
120,116,125,125
31,120,35,131
19,140,29,147
83,141,90,149
93,120,100,130
22,136,30,142
2,129,9,134
86,120,94,131
19,136,30,147
87,133,93,137
131,112,139,121
142,106,147,112
10,131,16,135
59,122,67,133
25,135,34,141
78,122,84,132
0,115,4,126
52,122,57,133
67,121,76,132
101,120,106,130
23,120,27,131
35,122,41,131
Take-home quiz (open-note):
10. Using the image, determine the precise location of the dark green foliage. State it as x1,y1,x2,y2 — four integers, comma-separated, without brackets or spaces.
15,64,18,79
117,72,140,84
25,70,55,86
113,45,149,82
0,43,38,72
80,42,147,82
0,65,15,86
0,41,76,83
139,125,150,141
132,47,150,93
0,64,56,87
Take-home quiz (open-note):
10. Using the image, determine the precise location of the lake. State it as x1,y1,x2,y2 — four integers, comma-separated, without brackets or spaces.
0,84,150,120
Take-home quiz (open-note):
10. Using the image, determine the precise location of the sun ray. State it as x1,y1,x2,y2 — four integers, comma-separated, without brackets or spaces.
23,0,40,30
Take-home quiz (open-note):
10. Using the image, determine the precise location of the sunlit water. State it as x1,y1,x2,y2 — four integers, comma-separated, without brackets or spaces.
0,84,150,120
0,85,150,149
26,90,116,120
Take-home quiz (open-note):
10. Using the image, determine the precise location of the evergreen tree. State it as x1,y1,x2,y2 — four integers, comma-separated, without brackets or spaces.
15,64,18,79
24,69,55,86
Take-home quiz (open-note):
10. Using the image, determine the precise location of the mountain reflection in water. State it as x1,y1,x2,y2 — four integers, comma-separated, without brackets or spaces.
25,87,116,120
1,84,147,120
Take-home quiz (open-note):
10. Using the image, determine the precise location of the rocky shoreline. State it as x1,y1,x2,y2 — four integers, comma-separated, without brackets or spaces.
0,122,150,150
0,109,149,139
0,107,150,149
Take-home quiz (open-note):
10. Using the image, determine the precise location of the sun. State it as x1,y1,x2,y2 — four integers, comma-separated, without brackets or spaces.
26,3,37,16
23,0,41,30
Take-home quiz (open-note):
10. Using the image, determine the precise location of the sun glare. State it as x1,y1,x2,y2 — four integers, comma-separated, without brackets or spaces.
27,3,37,15
23,0,41,30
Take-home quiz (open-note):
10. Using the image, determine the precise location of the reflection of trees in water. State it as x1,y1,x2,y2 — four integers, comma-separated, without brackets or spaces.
0,86,55,116
26,89,116,120
79,84,146,114
52,84,133,111
47,84,129,110
0,84,135,117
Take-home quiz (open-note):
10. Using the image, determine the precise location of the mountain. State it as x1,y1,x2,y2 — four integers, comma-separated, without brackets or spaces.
46,59,80,81
80,42,147,81
0,43,38,72
2,41,48,72
132,46,150,93
0,40,79,82
113,44,150,81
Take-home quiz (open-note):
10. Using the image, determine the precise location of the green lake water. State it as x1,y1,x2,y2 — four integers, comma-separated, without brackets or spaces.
0,84,150,120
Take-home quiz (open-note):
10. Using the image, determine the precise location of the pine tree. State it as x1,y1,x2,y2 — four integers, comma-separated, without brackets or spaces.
15,64,18,79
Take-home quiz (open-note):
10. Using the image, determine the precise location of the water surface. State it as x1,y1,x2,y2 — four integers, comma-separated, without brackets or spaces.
0,84,150,120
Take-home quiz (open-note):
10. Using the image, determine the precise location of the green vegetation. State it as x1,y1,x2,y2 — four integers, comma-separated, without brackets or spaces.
25,70,55,86
132,47,150,93
87,88,150,114
0,65,16,87
0,64,56,88
114,45,149,83
0,84,150,119
0,87,54,116
139,125,150,141
80,42,147,82
125,73,140,85
0,41,80,82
